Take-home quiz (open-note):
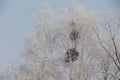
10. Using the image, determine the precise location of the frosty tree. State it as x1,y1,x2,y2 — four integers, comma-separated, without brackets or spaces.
22,2,97,80
0,1,120,80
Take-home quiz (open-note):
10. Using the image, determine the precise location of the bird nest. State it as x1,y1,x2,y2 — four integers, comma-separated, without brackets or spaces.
65,48,79,62
69,29,79,41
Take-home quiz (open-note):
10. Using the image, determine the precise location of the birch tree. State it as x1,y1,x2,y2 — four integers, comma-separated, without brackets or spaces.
1,1,120,80
92,12,120,80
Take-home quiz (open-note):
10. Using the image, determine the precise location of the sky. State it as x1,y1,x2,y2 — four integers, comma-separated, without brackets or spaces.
0,0,120,72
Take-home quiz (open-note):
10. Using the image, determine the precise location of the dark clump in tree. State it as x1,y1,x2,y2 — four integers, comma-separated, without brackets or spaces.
65,48,79,62
69,29,79,41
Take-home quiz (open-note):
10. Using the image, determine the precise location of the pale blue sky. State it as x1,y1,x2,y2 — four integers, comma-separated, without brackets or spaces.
0,0,119,72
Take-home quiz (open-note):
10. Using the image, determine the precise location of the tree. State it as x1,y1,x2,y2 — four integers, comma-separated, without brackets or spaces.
92,12,120,80
0,1,120,80
22,2,97,80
